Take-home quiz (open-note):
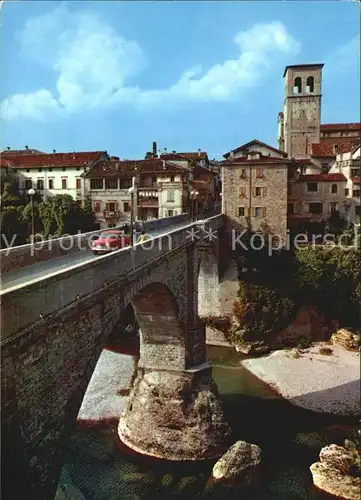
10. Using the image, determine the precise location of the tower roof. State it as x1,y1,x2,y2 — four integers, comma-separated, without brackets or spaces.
283,63,324,77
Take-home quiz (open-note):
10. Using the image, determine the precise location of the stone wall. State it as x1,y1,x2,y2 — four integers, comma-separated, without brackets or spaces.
222,163,288,243
0,213,190,273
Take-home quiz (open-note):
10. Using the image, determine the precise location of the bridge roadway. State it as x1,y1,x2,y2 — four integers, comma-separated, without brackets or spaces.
0,220,193,293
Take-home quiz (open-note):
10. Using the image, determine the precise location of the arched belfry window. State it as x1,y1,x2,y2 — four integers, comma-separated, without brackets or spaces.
306,76,314,93
293,77,302,94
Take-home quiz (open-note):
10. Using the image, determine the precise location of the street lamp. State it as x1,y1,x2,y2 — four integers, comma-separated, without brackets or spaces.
28,188,36,240
190,190,199,220
128,184,136,246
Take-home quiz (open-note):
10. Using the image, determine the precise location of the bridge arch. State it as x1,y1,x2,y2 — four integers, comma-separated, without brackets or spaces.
130,282,187,371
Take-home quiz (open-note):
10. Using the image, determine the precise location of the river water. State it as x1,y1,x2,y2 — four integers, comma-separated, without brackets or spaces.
56,333,355,500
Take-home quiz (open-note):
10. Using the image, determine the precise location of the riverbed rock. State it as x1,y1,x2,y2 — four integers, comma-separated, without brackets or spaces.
234,341,270,356
212,440,262,486
331,329,360,351
310,444,361,500
319,444,354,474
118,366,231,460
294,431,326,451
273,305,330,348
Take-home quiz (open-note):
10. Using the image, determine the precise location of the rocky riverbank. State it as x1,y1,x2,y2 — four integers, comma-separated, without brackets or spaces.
241,342,360,416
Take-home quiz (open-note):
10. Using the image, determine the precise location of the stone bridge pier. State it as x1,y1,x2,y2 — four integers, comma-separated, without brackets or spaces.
118,243,231,460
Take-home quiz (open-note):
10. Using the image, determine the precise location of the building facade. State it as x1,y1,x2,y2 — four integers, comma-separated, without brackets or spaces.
0,150,108,202
328,145,361,224
287,172,348,229
221,140,289,241
83,158,191,228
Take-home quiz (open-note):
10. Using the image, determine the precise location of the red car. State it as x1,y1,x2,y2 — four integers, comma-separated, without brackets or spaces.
91,229,131,255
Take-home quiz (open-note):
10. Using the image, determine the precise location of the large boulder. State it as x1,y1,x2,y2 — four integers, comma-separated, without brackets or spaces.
331,329,360,351
319,444,354,475
310,444,361,500
212,440,262,486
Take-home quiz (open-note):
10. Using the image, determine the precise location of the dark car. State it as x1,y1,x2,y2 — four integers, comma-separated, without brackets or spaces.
91,229,130,255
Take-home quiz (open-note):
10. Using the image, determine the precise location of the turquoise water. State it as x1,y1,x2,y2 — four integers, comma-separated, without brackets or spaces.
57,343,354,500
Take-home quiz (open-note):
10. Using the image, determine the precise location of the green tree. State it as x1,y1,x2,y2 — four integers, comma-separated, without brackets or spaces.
327,210,348,236
38,200,56,237
21,201,42,237
1,182,22,207
0,206,28,247
50,194,76,235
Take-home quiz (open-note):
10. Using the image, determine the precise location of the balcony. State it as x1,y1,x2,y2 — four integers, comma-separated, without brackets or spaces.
137,198,159,208
104,211,121,218
138,184,158,190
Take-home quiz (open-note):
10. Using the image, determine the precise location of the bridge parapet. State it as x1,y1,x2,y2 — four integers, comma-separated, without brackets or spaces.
1,214,225,340
0,213,192,273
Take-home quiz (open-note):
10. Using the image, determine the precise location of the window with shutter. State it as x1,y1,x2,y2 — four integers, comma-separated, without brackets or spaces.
262,207,267,217
263,187,267,197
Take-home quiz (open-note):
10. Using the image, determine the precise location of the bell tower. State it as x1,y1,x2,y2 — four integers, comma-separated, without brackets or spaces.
281,63,324,159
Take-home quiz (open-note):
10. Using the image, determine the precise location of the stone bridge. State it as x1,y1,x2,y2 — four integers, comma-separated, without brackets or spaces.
1,214,231,500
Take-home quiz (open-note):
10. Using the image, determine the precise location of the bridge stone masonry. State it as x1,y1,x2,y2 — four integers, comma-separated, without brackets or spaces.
1,214,232,500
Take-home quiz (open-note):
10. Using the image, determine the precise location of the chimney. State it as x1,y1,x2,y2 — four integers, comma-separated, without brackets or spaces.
198,148,201,156
152,141,157,157
162,160,166,169
229,151,234,160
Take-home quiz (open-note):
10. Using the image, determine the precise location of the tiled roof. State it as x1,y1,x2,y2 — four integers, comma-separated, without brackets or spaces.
283,63,324,77
161,152,209,161
298,173,347,182
320,123,361,131
223,139,288,159
0,151,106,168
178,152,208,160
311,140,359,157
221,156,292,165
352,177,361,185
0,158,16,168
84,158,189,178
1,148,46,155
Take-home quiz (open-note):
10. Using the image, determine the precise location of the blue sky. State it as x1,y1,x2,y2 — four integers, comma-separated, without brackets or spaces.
1,1,359,159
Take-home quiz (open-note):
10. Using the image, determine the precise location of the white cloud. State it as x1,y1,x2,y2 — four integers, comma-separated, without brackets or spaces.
2,8,301,120
325,34,360,73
